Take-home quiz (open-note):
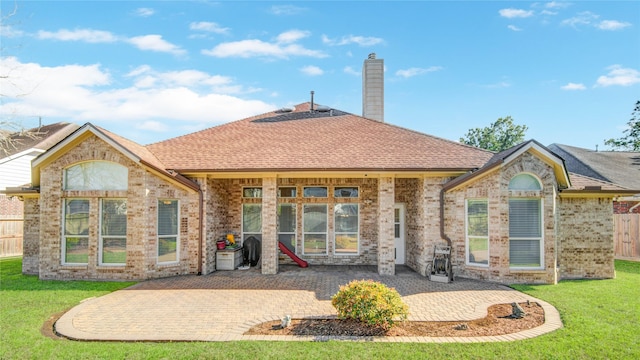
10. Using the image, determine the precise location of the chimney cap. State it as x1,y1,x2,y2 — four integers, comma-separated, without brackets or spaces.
368,53,376,59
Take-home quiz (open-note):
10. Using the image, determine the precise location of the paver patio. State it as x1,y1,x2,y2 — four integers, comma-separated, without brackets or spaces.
55,265,562,342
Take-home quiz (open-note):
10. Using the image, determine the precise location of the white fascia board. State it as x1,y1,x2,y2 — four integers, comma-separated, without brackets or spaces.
0,149,45,165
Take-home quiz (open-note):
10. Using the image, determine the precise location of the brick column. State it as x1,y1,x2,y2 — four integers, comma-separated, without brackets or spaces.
22,196,40,275
261,177,278,274
378,177,395,275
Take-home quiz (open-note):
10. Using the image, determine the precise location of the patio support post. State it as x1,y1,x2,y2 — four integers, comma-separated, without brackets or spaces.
261,176,278,274
378,176,395,275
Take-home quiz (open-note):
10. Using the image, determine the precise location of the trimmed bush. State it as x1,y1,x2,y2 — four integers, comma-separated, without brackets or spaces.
331,279,408,330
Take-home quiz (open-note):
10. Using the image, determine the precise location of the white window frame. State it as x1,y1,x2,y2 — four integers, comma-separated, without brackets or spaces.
277,203,297,253
157,199,179,265
508,198,544,269
99,198,127,266
61,198,90,266
333,203,360,256
465,199,489,267
242,203,262,245
242,187,262,198
303,203,328,255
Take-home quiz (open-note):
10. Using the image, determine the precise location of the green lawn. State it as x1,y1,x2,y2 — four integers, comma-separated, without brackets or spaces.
1,257,638,360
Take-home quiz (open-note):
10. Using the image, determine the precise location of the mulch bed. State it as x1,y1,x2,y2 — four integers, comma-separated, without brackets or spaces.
245,302,544,337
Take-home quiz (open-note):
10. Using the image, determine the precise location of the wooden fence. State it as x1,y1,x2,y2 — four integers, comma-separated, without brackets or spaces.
0,218,23,257
614,214,640,260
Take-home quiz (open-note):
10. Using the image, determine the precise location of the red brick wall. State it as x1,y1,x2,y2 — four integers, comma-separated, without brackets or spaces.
614,201,640,214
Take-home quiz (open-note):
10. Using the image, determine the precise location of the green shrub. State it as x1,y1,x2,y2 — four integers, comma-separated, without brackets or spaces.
331,279,408,330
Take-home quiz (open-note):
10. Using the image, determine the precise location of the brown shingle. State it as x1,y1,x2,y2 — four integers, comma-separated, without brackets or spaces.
146,103,493,172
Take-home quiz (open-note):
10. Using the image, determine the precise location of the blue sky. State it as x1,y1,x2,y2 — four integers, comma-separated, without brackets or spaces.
1,1,638,150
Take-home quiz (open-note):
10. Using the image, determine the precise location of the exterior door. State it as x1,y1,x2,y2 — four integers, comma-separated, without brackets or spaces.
394,204,406,264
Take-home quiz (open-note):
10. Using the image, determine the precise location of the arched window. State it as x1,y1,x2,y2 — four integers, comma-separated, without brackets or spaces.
64,161,128,190
509,173,541,191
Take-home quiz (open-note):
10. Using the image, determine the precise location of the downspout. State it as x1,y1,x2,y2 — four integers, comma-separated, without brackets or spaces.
197,186,203,275
629,201,640,213
439,187,452,246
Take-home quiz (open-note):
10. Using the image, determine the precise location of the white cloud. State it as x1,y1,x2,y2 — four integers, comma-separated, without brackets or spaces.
134,8,155,17
189,21,230,34
595,65,640,87
202,30,327,59
507,25,523,31
300,65,323,76
276,29,310,43
561,82,586,90
321,34,384,46
545,1,572,9
499,9,534,18
127,35,186,56
597,20,631,31
269,5,306,16
0,57,275,128
37,28,118,43
343,66,359,76
136,120,168,132
0,25,23,38
561,11,599,28
395,66,443,78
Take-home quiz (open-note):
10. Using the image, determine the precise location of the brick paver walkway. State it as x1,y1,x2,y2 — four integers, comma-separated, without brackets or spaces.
55,265,562,342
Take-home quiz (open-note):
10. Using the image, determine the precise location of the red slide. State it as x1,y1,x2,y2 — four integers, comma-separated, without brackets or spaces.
278,241,309,268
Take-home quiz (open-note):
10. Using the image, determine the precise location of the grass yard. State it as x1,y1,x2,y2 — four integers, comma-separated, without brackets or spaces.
1,257,638,360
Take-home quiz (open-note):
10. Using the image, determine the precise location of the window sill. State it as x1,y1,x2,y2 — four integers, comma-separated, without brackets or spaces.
509,268,545,273
465,263,489,268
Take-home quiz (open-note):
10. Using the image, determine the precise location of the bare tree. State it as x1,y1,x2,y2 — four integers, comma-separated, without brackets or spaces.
1,2,42,157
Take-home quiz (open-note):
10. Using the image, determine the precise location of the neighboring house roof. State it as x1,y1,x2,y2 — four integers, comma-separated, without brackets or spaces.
564,172,631,192
548,144,640,191
443,140,571,191
146,102,494,173
1,122,80,160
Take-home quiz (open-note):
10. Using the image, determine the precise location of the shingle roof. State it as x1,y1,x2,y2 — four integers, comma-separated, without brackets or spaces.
147,103,493,172
565,172,632,192
1,122,80,158
548,144,640,191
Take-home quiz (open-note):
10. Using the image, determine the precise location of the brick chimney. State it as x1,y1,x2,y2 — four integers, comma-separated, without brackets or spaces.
362,53,384,122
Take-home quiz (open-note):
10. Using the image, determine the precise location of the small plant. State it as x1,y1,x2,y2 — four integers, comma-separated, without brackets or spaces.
331,279,408,330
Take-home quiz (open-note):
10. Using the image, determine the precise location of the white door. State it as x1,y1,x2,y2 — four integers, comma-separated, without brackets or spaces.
394,204,406,264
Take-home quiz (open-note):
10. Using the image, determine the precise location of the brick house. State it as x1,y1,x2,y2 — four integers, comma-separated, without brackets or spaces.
6,55,638,283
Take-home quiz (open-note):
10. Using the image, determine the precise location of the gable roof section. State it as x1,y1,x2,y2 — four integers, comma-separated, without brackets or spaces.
31,123,199,192
146,103,494,173
1,122,80,160
548,143,640,191
443,140,571,191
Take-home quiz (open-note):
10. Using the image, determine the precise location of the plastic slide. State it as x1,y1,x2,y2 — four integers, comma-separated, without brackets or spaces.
278,241,309,268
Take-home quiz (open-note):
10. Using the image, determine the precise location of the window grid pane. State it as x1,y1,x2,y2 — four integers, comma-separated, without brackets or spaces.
65,161,128,190
509,199,541,237
467,199,489,265
278,204,296,253
63,199,89,264
101,199,127,264
509,198,542,268
158,200,178,263
303,204,327,254
335,204,359,255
